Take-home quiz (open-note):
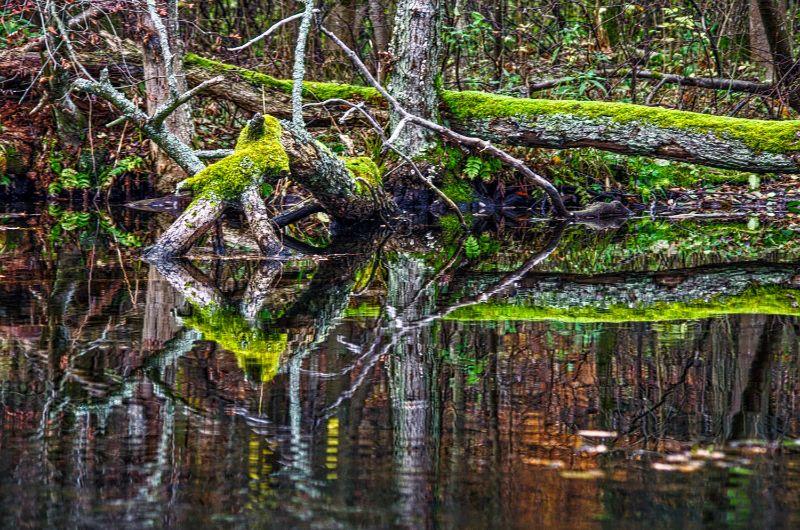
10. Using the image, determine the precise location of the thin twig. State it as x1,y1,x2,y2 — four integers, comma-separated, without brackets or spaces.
228,12,305,52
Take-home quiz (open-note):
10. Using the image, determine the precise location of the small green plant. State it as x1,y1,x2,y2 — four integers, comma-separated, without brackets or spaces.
462,155,501,182
48,155,144,195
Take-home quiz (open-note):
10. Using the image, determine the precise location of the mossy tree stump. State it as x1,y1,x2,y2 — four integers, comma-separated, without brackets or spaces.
145,113,385,260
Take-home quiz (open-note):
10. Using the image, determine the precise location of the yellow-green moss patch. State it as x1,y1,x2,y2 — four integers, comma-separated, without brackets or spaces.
179,114,289,201
186,54,381,103
342,156,382,195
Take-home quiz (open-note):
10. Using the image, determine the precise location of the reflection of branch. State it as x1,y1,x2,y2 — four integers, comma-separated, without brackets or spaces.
318,223,566,419
241,261,282,321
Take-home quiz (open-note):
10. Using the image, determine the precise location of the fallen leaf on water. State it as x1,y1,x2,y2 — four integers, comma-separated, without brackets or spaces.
652,461,704,473
522,457,565,468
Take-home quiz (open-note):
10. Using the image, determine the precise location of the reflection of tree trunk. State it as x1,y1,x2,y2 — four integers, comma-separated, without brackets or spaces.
142,265,184,351
729,315,779,441
388,256,435,529
596,326,616,428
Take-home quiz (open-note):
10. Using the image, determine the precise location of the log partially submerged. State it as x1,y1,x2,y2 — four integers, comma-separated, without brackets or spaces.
185,54,800,174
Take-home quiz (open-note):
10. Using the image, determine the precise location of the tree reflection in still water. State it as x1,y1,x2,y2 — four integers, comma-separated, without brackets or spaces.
1,221,800,528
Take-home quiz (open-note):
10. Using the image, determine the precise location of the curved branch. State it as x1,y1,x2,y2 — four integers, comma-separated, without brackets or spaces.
227,12,305,52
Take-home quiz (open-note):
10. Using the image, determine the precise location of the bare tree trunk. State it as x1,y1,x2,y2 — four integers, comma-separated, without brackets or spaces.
140,0,195,191
368,0,391,82
754,0,800,111
749,0,776,79
387,0,442,156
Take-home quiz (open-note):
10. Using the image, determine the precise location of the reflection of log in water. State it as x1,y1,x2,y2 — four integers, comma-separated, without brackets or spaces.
446,262,800,321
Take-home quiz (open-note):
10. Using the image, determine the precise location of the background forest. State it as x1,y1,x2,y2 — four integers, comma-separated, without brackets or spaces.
3,0,800,213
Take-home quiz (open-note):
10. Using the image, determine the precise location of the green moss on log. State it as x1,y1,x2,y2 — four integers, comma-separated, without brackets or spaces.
343,156,382,195
441,90,800,154
185,53,381,103
179,114,289,201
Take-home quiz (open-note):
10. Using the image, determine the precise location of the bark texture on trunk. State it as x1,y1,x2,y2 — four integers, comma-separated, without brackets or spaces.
754,0,800,111
749,0,776,79
368,0,390,82
140,0,195,191
387,0,442,156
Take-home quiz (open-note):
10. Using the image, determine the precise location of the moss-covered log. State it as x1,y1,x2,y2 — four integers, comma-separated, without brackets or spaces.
443,91,800,174
185,55,800,174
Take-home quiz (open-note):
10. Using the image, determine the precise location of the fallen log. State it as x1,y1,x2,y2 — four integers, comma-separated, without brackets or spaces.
185,54,800,174
9,44,797,173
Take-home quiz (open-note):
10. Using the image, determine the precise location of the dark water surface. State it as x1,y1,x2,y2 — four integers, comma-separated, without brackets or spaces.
2,206,800,528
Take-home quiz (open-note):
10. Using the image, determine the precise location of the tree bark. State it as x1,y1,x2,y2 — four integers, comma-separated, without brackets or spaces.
749,0,776,79
754,0,800,111
387,0,442,156
368,0,391,82
139,0,195,191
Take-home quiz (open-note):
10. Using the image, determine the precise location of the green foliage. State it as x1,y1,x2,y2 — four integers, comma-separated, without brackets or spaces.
464,235,480,259
438,213,467,241
47,155,144,195
441,174,475,204
465,233,499,260
0,14,40,49
462,155,501,182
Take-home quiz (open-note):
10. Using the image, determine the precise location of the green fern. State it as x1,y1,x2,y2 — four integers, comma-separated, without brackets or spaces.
465,235,480,259
464,156,483,180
